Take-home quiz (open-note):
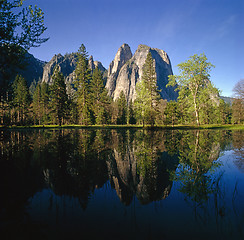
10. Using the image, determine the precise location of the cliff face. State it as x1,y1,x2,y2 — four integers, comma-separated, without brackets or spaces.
42,53,76,84
106,44,178,102
22,43,177,102
105,43,133,96
41,53,106,85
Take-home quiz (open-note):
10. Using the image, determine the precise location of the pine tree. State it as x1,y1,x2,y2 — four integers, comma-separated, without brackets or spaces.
142,52,161,126
90,67,110,124
164,101,179,126
74,44,92,125
50,66,68,126
33,83,42,125
134,79,150,126
12,75,31,125
127,100,136,124
218,99,231,124
135,51,161,127
116,91,127,125
40,82,50,124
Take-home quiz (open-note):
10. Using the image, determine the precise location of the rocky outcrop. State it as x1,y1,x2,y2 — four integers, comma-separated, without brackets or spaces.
41,53,106,85
88,55,106,73
22,44,177,103
105,44,133,96
42,53,77,84
107,44,178,102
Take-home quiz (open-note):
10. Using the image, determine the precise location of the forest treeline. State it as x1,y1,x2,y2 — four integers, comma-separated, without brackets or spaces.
0,44,243,127
1,1,243,127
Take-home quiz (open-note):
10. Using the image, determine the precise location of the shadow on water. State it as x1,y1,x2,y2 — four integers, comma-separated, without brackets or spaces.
0,128,243,239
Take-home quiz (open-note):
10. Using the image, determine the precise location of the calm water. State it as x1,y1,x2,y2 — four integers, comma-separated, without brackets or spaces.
0,129,243,240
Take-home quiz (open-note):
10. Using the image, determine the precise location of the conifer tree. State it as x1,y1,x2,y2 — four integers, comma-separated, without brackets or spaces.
127,100,136,124
90,67,110,124
218,99,231,124
40,82,50,124
142,52,161,126
74,44,92,125
50,66,68,126
12,75,31,125
164,101,179,126
33,83,42,125
117,91,127,125
135,51,160,127
134,78,150,126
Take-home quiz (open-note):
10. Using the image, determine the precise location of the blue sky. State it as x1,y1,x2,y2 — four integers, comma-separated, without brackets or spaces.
28,0,243,97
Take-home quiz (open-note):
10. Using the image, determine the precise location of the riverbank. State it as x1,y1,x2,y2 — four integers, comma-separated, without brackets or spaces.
1,124,244,130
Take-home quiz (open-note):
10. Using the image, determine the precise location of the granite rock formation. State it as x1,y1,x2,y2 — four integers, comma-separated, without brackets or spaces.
105,43,133,96
41,53,106,85
106,44,178,102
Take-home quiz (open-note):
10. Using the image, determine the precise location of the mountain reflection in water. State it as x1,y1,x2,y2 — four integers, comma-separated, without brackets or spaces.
0,129,243,240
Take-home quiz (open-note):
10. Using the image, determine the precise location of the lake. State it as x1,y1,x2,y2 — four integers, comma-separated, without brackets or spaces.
0,128,243,240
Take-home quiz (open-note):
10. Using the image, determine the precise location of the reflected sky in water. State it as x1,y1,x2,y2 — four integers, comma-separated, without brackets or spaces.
0,129,243,240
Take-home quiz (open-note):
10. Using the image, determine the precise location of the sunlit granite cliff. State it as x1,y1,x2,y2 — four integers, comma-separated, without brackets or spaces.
106,44,178,102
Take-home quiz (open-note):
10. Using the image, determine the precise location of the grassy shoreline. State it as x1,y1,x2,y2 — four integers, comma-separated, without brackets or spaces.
0,124,244,130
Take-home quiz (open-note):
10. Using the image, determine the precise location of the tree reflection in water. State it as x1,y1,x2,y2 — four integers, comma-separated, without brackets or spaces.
0,128,243,239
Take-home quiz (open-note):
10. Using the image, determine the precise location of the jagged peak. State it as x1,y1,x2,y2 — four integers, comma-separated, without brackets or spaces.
115,43,132,57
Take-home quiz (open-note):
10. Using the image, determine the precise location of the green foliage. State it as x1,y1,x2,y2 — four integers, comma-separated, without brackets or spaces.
135,51,161,126
12,74,31,124
33,83,42,124
50,66,68,126
232,98,244,124
0,0,48,93
232,79,244,124
90,67,110,124
32,82,51,125
127,100,136,124
167,53,217,126
74,44,93,125
116,91,127,125
164,101,179,126
172,130,222,204
134,79,150,126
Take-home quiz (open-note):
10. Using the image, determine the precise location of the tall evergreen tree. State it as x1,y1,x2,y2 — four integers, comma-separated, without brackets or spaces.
127,100,136,124
74,44,92,125
90,67,110,124
134,78,150,126
218,99,231,124
33,83,42,125
116,91,127,125
12,75,31,125
50,66,68,126
135,51,160,127
142,52,161,126
164,101,179,126
40,82,50,124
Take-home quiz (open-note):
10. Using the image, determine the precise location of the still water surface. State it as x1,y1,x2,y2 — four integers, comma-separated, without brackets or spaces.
0,129,243,240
